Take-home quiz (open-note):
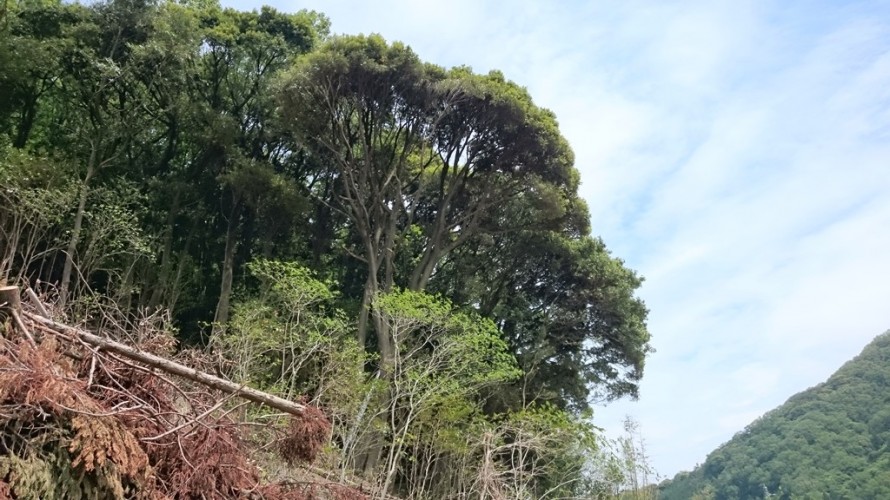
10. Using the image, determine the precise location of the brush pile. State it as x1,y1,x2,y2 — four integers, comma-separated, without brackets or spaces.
0,286,365,500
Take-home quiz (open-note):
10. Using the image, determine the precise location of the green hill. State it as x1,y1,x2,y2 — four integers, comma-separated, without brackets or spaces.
659,331,890,499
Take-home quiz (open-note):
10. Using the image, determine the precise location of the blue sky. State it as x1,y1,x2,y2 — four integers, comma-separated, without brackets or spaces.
225,0,890,478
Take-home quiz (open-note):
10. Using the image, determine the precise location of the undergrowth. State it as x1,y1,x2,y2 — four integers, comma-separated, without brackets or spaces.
0,318,364,500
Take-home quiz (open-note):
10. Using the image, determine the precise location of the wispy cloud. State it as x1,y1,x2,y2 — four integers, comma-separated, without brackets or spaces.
228,0,890,476
589,1,890,474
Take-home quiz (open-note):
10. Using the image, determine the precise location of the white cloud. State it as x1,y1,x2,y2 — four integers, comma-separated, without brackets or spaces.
644,1,763,91
592,4,890,474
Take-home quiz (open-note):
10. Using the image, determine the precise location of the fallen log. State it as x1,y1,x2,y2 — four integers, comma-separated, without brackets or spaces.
25,286,50,319
21,309,307,417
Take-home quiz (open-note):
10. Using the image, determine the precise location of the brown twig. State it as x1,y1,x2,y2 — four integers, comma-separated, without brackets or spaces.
143,391,244,442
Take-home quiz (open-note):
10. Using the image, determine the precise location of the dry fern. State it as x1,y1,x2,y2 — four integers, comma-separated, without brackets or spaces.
0,315,360,500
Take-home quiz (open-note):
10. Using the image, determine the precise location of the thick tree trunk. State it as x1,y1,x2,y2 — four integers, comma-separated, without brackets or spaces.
12,96,38,149
359,439,385,480
0,286,21,315
360,323,395,479
1,286,35,345
408,245,441,292
310,180,335,269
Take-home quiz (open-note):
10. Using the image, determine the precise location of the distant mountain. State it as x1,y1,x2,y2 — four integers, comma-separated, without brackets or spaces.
659,331,890,499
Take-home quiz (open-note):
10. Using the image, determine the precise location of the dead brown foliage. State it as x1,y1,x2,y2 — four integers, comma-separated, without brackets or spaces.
0,314,364,500
280,403,332,465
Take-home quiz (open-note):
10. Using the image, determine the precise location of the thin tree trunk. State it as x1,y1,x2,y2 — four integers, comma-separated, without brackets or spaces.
167,225,195,312
212,203,240,337
59,141,98,309
148,189,181,308
379,419,408,498
0,208,11,280
357,272,374,349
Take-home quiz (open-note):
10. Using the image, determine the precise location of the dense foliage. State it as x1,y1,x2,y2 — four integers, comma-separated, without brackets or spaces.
659,331,890,499
0,0,652,496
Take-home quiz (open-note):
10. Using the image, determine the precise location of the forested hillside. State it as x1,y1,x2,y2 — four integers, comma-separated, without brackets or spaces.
0,0,652,497
659,331,890,499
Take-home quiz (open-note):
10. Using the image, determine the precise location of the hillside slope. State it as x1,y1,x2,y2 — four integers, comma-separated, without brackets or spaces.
659,331,890,499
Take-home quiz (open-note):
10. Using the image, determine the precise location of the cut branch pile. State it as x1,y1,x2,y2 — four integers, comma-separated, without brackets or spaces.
0,286,364,500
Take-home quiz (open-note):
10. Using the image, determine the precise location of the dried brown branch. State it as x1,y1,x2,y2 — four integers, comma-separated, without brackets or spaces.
24,310,308,417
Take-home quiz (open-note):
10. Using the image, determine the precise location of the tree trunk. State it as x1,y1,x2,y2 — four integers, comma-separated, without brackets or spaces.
12,95,38,149
357,272,374,349
167,225,195,312
59,141,98,309
0,209,10,279
212,202,240,336
408,245,441,292
379,411,413,498
148,189,181,309
360,319,394,479
0,286,21,315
